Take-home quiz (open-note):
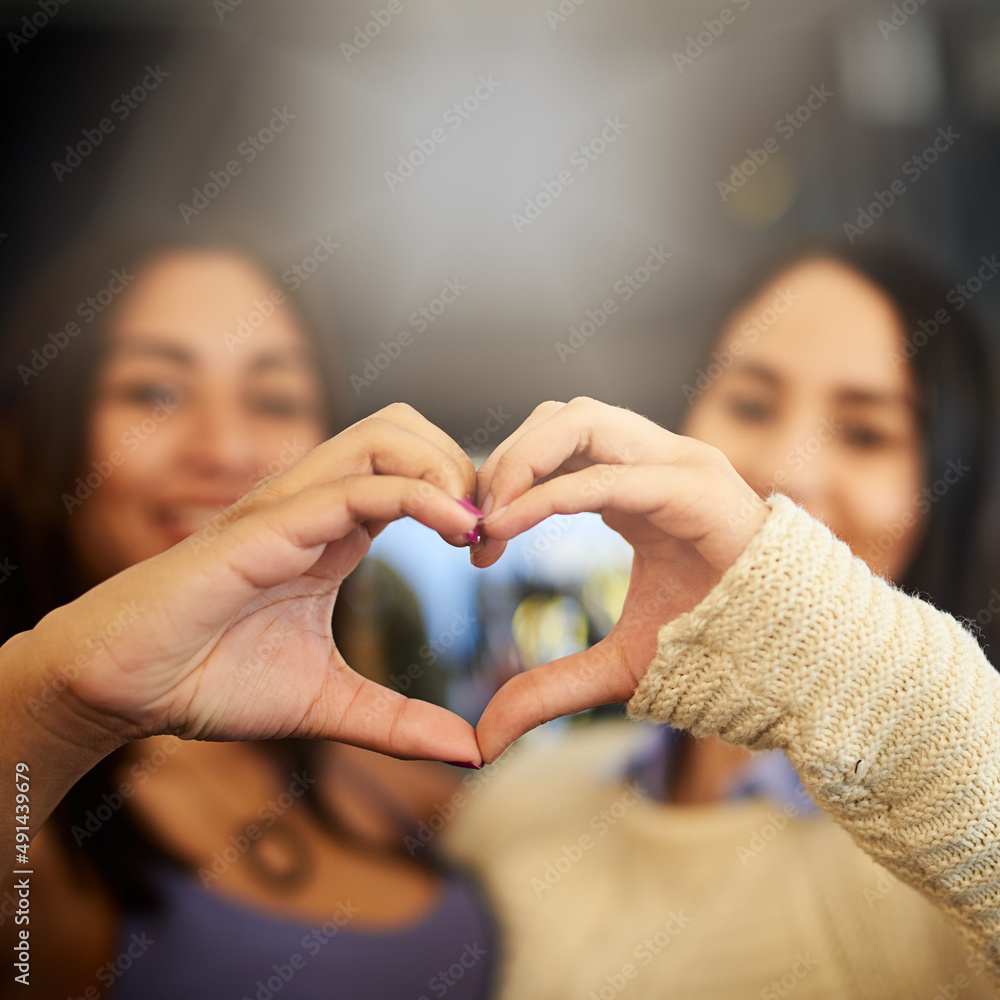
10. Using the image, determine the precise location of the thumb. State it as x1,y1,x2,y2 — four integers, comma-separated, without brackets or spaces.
309,671,484,765
475,638,638,764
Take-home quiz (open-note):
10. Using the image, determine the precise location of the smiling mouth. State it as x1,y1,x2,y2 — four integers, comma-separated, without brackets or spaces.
156,503,234,539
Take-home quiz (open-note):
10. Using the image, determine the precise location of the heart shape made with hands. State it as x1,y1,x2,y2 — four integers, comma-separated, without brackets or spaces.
347,398,768,767
21,399,765,783
448,510,658,766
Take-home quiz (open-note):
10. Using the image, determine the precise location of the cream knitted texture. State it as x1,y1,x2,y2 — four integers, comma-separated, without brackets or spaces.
627,493,1000,985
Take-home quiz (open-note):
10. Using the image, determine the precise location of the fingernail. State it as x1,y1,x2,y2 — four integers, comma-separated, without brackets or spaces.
465,525,483,545
486,745,510,766
444,760,483,770
481,494,495,517
483,504,508,525
469,539,486,555
456,498,482,517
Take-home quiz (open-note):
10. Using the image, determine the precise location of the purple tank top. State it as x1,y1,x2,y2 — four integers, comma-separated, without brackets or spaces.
106,865,498,1000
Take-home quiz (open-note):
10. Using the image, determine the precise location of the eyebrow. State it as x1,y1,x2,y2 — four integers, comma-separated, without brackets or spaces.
730,362,917,409
107,339,316,373
249,349,316,373
109,340,193,366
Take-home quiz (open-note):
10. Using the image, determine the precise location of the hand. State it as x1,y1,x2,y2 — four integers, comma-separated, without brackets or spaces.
472,397,768,763
29,404,484,765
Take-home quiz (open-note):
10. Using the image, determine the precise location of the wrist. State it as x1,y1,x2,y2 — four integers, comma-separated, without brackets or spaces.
4,622,134,779
0,628,131,867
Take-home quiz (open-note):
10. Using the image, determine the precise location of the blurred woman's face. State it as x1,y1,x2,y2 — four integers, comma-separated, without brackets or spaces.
72,250,326,580
683,257,925,581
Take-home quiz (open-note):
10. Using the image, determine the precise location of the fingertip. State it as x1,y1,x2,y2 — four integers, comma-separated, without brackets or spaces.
484,743,512,767
481,504,508,528
471,537,507,568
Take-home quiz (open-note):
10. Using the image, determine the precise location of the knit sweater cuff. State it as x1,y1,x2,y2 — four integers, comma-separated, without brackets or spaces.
626,492,868,752
626,492,1000,979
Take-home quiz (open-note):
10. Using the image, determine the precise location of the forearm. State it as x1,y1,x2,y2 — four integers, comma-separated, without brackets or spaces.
627,494,1000,980
1,626,125,868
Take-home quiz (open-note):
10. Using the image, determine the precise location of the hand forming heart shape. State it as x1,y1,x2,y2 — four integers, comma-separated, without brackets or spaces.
21,398,767,779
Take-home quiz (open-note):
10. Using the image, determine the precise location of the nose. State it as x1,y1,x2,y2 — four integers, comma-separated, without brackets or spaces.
741,416,836,517
177,394,260,485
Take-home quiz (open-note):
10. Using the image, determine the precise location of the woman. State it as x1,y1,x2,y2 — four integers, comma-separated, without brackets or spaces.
0,235,497,999
445,245,1000,997
2,239,998,997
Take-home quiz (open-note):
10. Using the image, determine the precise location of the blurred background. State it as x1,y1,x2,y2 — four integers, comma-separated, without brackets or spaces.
3,0,999,716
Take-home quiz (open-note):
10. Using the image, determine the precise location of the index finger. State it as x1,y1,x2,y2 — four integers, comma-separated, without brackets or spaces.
483,397,680,518
243,405,479,531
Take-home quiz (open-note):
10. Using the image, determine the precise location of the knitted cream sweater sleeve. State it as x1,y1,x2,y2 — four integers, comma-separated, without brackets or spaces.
627,493,1000,983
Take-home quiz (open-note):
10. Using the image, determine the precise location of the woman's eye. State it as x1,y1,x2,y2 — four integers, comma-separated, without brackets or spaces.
842,424,889,450
252,396,306,418
727,397,773,423
117,383,182,408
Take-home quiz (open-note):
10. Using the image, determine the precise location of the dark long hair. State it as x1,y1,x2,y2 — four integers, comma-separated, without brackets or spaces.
686,238,1000,660
0,230,437,910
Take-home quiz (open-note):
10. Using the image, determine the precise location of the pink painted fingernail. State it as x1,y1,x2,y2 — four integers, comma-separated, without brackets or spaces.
457,498,482,517
465,525,483,545
445,760,484,770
